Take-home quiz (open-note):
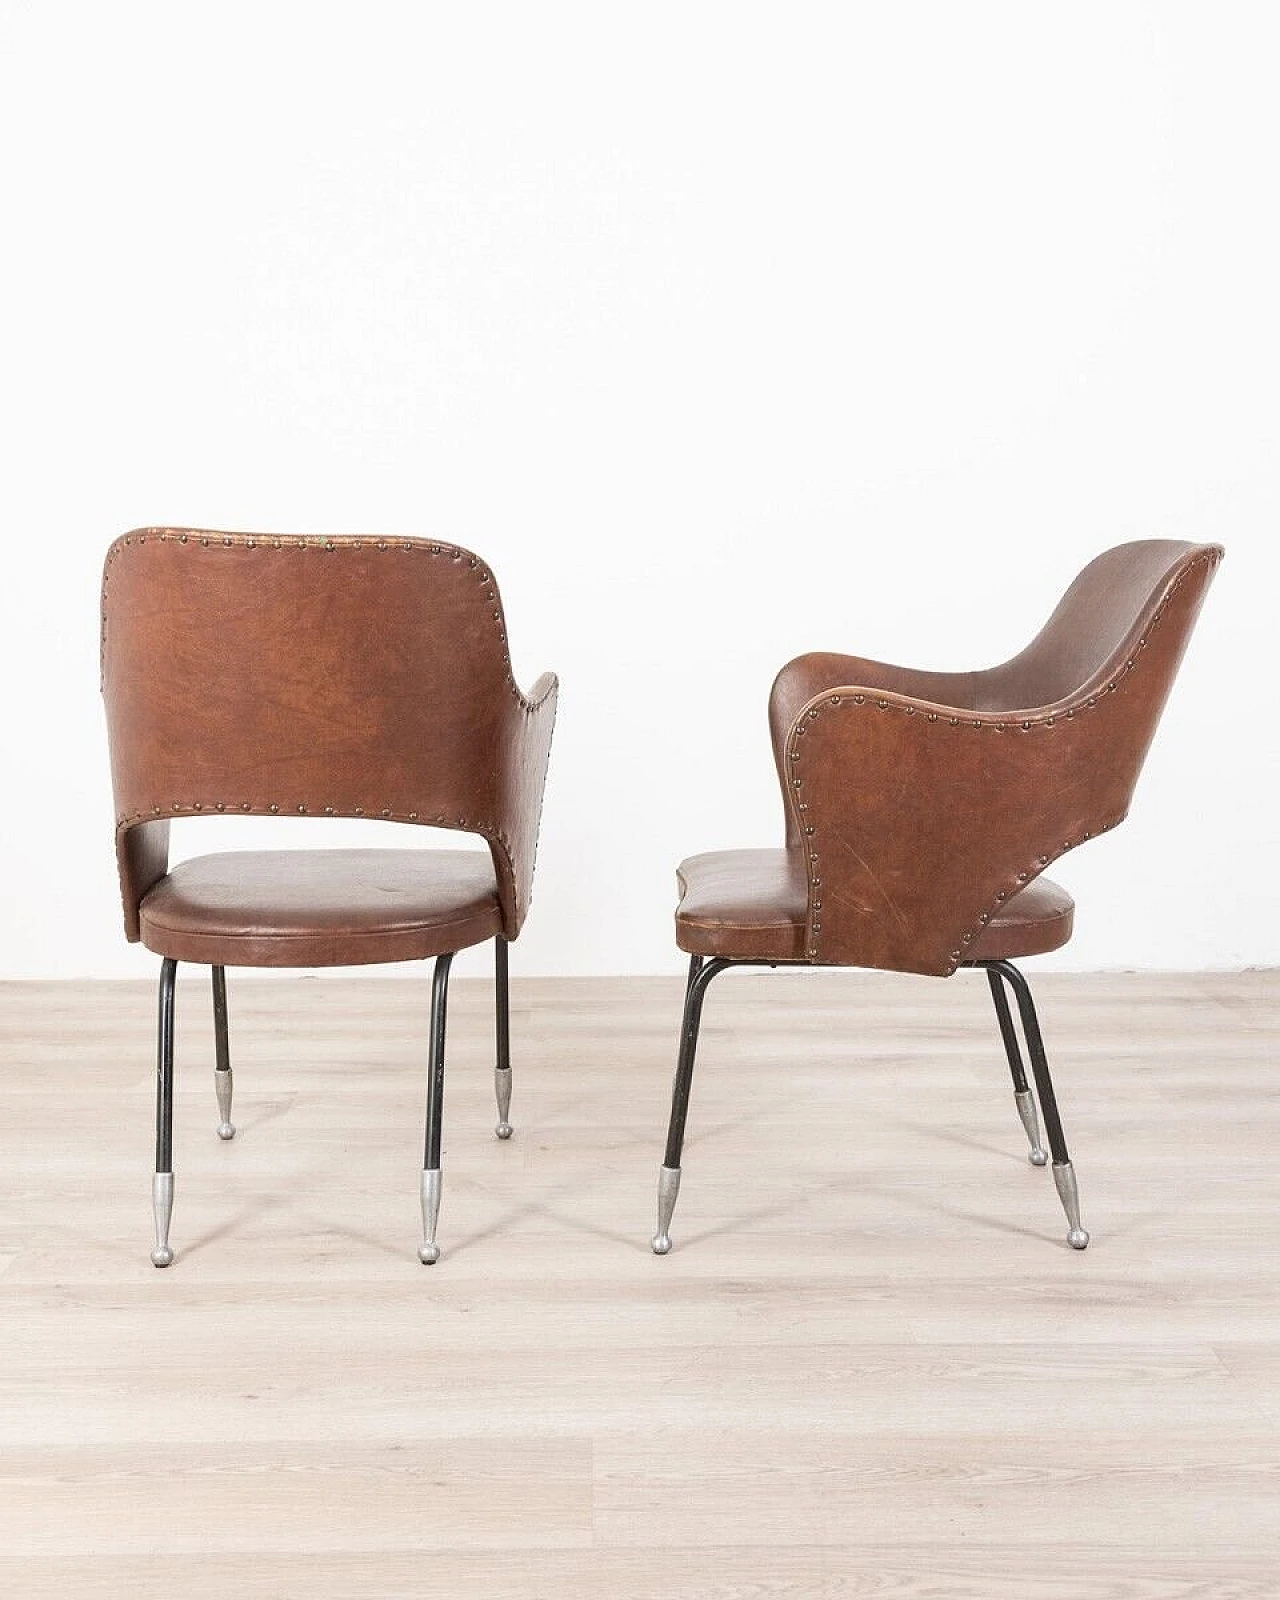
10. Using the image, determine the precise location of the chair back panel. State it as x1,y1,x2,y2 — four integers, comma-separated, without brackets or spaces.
102,531,530,938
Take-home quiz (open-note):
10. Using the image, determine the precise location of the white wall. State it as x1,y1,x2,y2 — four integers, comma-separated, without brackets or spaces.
1,2,1275,979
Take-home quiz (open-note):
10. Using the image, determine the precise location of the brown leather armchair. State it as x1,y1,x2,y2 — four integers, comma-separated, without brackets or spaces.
651,540,1222,1256
101,531,557,1267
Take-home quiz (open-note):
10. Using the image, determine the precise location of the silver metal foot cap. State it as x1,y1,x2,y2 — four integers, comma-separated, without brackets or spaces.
652,1164,681,1257
1014,1089,1049,1167
494,1064,513,1140
419,1168,442,1266
215,1067,235,1142
151,1171,174,1268
1052,1160,1089,1252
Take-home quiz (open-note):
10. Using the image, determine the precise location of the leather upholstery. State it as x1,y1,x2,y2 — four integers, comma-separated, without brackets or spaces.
676,850,809,961
138,849,502,967
683,541,1222,975
967,876,1074,961
675,850,1073,962
102,531,557,964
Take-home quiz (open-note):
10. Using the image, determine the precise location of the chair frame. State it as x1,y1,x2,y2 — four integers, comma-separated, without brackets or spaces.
148,939,516,1268
652,540,1223,1258
103,530,556,1268
651,954,1086,1257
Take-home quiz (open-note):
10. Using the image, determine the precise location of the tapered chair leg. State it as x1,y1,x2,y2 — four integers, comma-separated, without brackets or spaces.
211,965,235,1141
419,952,455,1264
991,960,1090,1250
493,937,513,1140
652,956,732,1255
983,965,1048,1165
152,958,178,1267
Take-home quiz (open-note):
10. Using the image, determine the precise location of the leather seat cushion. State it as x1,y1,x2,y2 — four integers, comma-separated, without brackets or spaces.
675,848,1073,965
138,849,503,967
675,849,809,960
968,875,1074,960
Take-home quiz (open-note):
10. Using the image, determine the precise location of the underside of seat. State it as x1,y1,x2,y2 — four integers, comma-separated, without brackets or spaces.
138,848,503,966
674,848,1074,967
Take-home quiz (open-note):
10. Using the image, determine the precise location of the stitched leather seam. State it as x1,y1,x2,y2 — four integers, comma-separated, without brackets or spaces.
680,915,803,930
140,910,501,941
787,550,1217,974
115,804,512,845
985,903,1074,930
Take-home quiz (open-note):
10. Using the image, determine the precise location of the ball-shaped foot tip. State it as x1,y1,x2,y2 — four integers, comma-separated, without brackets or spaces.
217,1122,236,1141
418,1242,441,1265
651,1233,671,1256
495,1121,513,1140
151,1245,174,1268
1029,1147,1049,1166
1067,1228,1090,1250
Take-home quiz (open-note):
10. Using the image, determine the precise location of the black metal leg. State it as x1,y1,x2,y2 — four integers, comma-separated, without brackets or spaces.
152,958,178,1267
211,965,235,1141
988,960,1089,1249
983,964,1048,1165
494,937,513,1140
652,955,734,1254
419,951,455,1264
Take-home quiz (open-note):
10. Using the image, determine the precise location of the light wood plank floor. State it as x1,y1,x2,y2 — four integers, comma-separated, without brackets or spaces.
0,970,1276,1596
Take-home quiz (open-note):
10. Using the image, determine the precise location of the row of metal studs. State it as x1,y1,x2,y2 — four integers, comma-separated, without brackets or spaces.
117,801,503,828
101,530,525,700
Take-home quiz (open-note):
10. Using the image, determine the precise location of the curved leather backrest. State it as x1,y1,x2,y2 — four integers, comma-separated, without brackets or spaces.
102,530,557,942
768,540,1223,975
975,539,1218,712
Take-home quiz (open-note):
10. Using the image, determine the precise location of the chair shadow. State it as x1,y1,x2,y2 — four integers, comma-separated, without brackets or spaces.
166,1102,1093,1263
225,1095,297,1136
866,1174,1078,1248
889,1119,1025,1164
180,1186,295,1254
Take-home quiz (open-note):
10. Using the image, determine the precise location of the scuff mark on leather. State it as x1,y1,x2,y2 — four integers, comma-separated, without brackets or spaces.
835,838,909,930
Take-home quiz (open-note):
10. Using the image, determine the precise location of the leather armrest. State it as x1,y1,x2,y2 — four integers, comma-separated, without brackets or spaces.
770,546,1220,974
489,671,559,938
781,679,1137,975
